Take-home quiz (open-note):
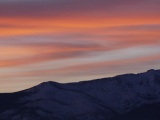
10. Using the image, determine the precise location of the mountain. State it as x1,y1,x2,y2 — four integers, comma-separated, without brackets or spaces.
0,69,160,120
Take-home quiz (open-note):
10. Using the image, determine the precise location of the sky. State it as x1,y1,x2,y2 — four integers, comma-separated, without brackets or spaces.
0,0,160,92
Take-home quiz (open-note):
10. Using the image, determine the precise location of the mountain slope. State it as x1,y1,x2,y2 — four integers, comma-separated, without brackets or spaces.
0,69,160,120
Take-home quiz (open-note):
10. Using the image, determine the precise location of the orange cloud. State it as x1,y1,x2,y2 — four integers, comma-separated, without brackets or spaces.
0,0,160,92
0,16,160,37
1,54,160,81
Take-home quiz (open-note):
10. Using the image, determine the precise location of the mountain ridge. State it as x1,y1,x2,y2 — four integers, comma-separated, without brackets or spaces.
27,69,160,91
0,69,160,120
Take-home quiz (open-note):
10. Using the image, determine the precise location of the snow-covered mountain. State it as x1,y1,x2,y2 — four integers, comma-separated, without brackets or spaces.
0,69,160,120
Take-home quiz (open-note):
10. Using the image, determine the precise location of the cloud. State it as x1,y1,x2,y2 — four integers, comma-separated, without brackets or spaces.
0,41,108,67
0,0,159,18
1,54,160,83
0,0,160,92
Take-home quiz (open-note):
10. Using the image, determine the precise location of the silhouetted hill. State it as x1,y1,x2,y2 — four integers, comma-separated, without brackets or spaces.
0,69,160,120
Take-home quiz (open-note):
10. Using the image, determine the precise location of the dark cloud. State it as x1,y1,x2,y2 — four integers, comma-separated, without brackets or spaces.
0,0,159,18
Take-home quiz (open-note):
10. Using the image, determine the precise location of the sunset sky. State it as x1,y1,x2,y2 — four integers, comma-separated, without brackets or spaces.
0,0,160,92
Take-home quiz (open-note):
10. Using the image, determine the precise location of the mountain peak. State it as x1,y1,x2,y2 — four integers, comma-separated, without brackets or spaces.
147,69,156,72
39,81,59,85
145,69,160,75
